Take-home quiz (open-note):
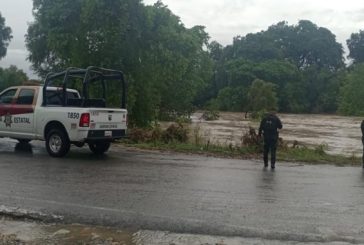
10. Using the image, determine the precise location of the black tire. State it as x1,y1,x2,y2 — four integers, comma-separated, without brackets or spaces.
16,139,31,144
88,141,111,155
45,128,70,157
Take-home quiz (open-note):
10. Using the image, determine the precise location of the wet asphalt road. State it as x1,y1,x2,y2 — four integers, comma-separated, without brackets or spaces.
0,139,364,243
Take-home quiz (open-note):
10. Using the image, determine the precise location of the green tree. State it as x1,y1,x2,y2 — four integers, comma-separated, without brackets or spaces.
338,64,364,115
133,2,212,123
200,20,344,114
26,0,142,75
0,12,12,59
252,60,306,112
208,41,224,62
347,30,364,64
226,20,344,71
247,79,278,113
231,30,286,62
214,86,248,112
193,40,224,107
302,66,342,113
287,20,344,70
26,0,212,126
224,59,256,88
212,58,307,113
0,66,28,91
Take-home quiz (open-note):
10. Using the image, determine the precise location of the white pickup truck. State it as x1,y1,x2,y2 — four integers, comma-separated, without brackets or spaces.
0,67,127,157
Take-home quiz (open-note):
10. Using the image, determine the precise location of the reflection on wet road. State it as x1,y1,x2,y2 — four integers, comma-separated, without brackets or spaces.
0,139,363,243
190,112,363,156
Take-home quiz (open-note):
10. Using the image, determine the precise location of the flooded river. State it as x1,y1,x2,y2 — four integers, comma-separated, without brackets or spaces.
190,112,363,156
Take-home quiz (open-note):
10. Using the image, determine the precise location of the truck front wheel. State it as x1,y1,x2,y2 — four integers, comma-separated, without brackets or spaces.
88,141,111,155
46,128,70,157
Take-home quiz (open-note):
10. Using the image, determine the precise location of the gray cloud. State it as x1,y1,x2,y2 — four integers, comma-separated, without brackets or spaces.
1,0,364,77
0,0,34,77
144,0,364,47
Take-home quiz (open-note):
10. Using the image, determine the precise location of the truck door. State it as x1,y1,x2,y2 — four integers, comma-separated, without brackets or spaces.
11,88,36,134
0,88,17,133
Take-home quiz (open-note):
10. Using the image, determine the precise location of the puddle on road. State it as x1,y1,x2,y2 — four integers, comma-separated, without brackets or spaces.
187,112,363,157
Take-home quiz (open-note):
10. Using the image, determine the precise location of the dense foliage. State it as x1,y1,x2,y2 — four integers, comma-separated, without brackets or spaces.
247,79,278,113
26,0,212,126
199,20,346,114
0,12,12,60
338,64,364,115
0,66,28,91
347,30,364,64
16,0,364,121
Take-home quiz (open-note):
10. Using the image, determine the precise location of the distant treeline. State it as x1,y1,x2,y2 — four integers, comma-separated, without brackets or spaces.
1,1,364,126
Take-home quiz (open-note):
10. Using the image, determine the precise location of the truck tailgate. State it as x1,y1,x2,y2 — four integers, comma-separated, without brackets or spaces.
89,108,127,130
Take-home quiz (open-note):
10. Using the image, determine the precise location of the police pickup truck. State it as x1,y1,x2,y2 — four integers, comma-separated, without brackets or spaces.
0,67,127,157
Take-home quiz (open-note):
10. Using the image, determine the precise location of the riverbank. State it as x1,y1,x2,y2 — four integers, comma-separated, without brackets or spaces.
120,142,361,166
188,112,363,157
121,112,363,166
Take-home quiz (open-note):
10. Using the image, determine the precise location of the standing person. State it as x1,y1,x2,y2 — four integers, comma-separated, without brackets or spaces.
258,111,282,169
361,120,364,168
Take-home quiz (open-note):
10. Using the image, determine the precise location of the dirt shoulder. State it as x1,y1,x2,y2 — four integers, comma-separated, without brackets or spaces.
0,216,135,245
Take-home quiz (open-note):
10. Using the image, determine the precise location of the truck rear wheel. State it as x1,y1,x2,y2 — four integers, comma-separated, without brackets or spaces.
88,141,111,155
46,128,70,157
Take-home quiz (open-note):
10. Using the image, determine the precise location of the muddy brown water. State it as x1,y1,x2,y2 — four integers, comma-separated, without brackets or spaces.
189,112,363,156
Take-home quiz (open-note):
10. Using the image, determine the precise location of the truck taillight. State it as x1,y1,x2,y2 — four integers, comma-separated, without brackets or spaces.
79,113,90,127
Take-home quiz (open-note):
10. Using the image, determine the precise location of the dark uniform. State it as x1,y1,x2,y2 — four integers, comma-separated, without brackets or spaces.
259,112,282,169
361,120,364,167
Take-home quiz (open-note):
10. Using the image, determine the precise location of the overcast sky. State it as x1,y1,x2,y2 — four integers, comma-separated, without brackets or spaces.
1,0,364,79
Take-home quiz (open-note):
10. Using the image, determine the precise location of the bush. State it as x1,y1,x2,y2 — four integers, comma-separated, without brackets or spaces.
150,124,162,143
241,127,287,152
127,128,151,143
127,122,189,144
175,115,192,124
250,110,266,120
201,110,220,121
161,123,189,143
241,127,262,151
159,110,192,123
314,143,328,155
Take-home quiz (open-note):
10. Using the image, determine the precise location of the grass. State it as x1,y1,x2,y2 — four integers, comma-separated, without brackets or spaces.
122,141,257,158
277,147,360,166
120,140,362,166
122,123,362,166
